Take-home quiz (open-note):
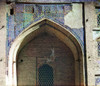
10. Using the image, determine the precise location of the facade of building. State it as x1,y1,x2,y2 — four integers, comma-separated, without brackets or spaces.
0,0,100,86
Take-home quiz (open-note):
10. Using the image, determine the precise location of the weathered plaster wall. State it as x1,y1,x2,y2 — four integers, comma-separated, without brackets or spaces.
92,2,100,86
0,1,6,86
85,2,99,86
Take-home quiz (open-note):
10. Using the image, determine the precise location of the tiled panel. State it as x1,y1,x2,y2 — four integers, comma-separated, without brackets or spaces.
7,14,15,56
7,4,84,56
96,8,100,27
98,42,100,57
95,76,100,86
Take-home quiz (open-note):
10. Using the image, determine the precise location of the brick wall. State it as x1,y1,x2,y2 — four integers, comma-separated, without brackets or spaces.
17,33,75,86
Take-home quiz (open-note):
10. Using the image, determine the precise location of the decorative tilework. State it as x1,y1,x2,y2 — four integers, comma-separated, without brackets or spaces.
64,5,72,15
7,4,84,56
95,76,100,86
96,8,100,27
98,42,100,56
97,14,100,27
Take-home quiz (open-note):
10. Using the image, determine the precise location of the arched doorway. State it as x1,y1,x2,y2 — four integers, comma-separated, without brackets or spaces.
17,32,75,86
7,18,84,86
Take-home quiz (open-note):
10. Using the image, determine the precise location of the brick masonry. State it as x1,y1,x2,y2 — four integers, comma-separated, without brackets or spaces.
17,33,75,86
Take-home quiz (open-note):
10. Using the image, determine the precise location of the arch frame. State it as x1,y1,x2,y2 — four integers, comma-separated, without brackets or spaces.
7,18,85,86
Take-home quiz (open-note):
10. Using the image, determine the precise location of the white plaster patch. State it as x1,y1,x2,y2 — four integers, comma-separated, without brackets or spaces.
64,3,83,29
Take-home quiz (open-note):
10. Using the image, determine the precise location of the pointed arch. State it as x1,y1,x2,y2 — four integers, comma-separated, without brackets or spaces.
7,18,84,86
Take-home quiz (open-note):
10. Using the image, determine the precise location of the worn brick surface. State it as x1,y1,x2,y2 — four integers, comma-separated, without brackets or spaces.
17,33,75,86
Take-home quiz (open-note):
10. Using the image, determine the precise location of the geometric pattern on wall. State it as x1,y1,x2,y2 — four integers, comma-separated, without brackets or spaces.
95,76,100,86
98,42,100,56
7,4,84,56
96,8,100,27
97,14,100,27
38,64,54,86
